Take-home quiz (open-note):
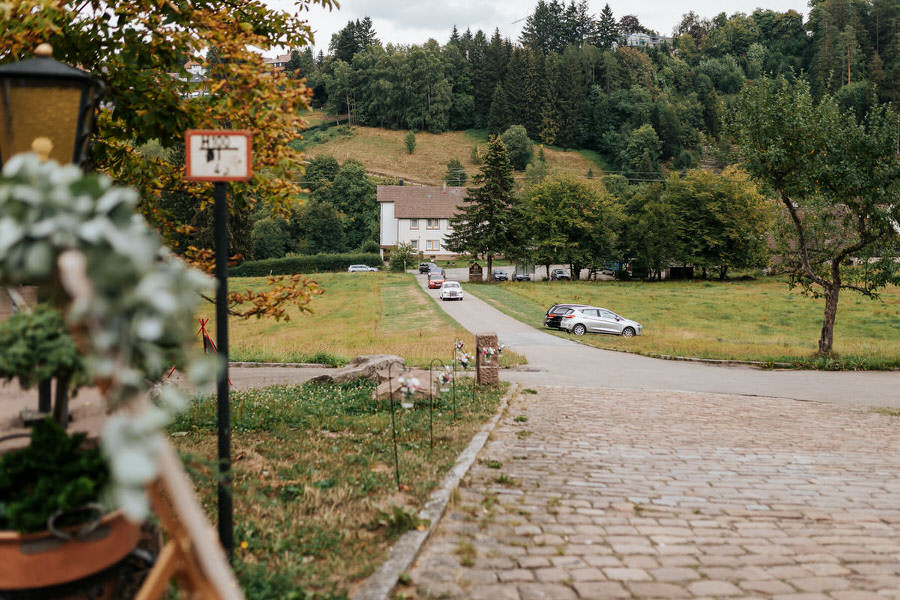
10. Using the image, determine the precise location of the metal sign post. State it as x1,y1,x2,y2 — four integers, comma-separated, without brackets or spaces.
185,129,252,560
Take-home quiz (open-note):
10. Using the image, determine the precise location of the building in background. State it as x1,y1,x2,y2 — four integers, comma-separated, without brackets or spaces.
378,184,466,260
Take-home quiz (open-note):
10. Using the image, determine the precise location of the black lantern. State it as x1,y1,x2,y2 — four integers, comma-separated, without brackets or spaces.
0,43,104,166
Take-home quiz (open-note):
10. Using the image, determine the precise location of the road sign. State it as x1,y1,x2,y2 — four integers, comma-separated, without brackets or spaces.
185,130,252,181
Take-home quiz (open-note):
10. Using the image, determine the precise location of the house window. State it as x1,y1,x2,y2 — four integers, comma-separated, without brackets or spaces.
410,239,418,249
409,219,419,230
426,240,440,251
426,218,440,230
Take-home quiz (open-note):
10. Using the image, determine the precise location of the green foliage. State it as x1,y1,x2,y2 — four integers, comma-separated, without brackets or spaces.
619,124,662,177
294,199,346,255
0,305,84,389
446,136,516,274
230,253,383,277
305,155,341,190
251,218,290,260
470,144,482,165
663,168,772,279
389,243,421,272
404,130,417,154
368,505,429,537
444,158,468,186
359,239,381,253
500,125,534,170
519,175,622,278
731,76,900,353
0,419,109,533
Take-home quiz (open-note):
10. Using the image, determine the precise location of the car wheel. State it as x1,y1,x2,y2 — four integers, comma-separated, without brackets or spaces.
572,324,586,336
622,327,635,338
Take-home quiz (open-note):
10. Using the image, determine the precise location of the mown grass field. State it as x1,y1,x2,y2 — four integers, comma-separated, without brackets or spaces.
301,125,601,185
200,273,523,367
172,380,508,598
466,279,900,369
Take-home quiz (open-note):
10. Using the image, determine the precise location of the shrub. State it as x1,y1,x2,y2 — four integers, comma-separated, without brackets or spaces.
358,239,380,253
404,130,416,154
230,253,382,276
500,125,533,170
251,217,290,259
388,243,421,272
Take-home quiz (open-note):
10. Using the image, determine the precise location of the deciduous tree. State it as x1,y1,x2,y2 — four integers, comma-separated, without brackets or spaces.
732,77,900,354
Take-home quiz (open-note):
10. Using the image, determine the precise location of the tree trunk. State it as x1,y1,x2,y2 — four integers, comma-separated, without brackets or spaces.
718,265,728,280
487,255,493,281
818,282,840,355
52,375,70,428
545,263,551,281
570,264,579,281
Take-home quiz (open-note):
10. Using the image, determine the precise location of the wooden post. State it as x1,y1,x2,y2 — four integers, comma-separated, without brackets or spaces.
475,333,499,386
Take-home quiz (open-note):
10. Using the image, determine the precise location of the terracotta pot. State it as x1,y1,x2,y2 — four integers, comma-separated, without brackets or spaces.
0,509,140,590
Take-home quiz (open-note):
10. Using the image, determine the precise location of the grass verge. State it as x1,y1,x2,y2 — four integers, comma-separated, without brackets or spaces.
199,273,524,368
465,279,900,370
171,379,508,599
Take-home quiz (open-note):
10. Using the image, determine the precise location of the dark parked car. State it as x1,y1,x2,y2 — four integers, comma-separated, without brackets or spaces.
419,262,439,274
543,303,589,329
493,270,508,281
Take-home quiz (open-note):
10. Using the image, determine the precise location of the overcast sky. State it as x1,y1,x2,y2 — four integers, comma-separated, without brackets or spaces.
268,0,810,54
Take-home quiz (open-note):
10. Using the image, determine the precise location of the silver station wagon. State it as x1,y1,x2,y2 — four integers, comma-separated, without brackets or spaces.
558,306,642,337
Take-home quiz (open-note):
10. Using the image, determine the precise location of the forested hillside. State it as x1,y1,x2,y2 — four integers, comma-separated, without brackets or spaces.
280,0,899,176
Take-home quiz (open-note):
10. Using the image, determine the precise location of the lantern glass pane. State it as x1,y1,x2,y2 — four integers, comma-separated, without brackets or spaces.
0,79,82,165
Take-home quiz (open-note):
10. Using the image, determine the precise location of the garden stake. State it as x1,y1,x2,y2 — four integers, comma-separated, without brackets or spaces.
451,353,457,422
387,362,401,491
428,358,446,451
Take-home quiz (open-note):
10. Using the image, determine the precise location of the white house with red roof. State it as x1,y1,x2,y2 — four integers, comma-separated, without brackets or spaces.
378,184,467,259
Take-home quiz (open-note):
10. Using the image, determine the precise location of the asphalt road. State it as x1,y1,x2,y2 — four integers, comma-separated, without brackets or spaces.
418,274,900,408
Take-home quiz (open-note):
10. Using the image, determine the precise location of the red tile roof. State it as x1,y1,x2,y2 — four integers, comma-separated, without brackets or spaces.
377,185,467,219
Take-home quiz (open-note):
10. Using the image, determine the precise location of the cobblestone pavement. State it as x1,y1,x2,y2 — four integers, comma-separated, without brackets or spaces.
405,388,900,599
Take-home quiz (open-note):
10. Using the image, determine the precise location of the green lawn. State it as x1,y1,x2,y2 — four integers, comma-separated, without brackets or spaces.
465,279,900,369
173,380,508,598
201,273,523,367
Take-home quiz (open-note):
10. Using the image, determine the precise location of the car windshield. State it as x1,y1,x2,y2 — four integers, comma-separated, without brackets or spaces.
443,282,459,288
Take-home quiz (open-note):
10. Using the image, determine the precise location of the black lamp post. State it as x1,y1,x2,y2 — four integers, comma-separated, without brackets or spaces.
0,44,104,419
0,43,104,166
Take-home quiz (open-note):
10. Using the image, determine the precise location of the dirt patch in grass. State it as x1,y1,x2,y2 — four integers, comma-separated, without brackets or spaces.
171,380,508,598
466,280,900,369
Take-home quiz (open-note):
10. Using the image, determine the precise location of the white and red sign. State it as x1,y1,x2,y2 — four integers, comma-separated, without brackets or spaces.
185,130,252,181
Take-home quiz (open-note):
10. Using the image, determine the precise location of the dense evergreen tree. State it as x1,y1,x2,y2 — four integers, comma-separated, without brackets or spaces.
445,136,516,278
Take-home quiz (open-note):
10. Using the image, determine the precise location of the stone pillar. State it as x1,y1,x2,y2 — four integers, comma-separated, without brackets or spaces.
475,332,499,386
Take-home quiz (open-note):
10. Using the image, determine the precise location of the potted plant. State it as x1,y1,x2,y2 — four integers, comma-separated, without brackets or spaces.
0,154,218,593
0,307,139,591
0,418,140,590
0,304,85,426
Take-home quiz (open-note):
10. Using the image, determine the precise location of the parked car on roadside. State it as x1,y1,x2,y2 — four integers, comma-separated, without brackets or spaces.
439,281,464,301
493,270,508,281
348,264,378,272
419,262,439,274
427,271,445,289
550,268,570,280
558,306,642,337
544,303,590,329
513,273,531,281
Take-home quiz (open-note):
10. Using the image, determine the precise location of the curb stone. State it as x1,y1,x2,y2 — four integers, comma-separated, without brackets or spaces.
228,361,337,368
353,384,518,600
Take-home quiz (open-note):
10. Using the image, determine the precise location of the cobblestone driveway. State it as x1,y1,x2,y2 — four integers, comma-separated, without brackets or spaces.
406,388,900,599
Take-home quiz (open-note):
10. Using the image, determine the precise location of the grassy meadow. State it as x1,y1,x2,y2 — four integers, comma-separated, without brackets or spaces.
300,124,601,185
200,273,524,367
173,380,508,598
466,279,900,369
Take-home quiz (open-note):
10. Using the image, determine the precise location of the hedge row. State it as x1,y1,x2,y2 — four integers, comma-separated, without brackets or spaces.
230,253,383,277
